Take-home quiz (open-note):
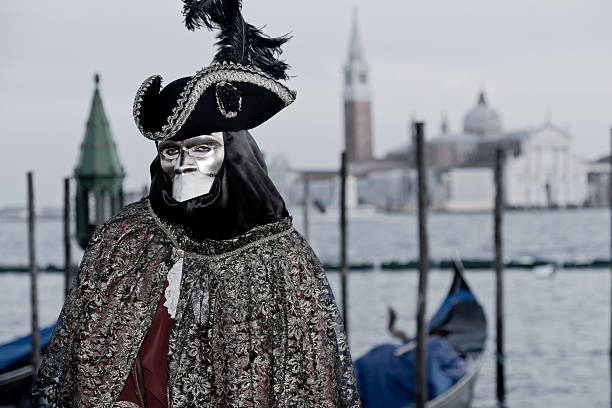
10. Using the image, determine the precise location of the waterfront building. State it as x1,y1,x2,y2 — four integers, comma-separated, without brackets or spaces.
384,92,589,210
501,123,588,208
586,155,610,207
280,12,589,212
74,74,125,248
343,9,373,163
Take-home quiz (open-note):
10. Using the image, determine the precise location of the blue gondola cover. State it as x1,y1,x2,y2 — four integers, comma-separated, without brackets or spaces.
355,337,466,408
0,325,55,372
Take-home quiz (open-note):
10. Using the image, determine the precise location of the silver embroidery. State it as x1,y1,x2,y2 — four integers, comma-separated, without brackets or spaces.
133,62,297,141
215,81,242,118
191,278,210,325
113,402,141,408
164,255,184,319
132,74,162,136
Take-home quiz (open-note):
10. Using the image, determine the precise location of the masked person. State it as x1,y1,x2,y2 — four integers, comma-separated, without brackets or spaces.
32,1,360,407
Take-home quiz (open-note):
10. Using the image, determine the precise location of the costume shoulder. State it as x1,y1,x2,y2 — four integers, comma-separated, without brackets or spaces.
87,198,156,248
80,198,164,279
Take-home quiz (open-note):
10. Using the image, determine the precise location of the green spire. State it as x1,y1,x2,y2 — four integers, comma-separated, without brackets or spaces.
75,73,125,178
74,73,126,249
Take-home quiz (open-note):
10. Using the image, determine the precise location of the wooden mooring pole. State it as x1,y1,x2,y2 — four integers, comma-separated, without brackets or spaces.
495,148,506,402
27,172,41,373
303,174,310,242
340,151,349,337
64,177,72,299
414,121,429,408
609,127,612,407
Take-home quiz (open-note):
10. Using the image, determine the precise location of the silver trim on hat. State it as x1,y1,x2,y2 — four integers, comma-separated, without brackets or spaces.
133,62,296,141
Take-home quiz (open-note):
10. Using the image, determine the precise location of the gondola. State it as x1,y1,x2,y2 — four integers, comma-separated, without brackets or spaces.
0,324,55,407
354,259,487,408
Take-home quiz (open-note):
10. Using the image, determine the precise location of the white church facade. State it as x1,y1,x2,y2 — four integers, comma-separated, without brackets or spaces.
429,96,589,210
503,125,588,208
388,95,589,211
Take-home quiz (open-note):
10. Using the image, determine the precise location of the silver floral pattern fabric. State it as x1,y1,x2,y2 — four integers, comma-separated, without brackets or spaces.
32,199,360,407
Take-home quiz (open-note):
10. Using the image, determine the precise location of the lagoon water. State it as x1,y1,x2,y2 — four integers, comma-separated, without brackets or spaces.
1,208,610,407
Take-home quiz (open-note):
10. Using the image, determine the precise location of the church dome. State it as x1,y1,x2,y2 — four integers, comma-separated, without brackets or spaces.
463,91,502,136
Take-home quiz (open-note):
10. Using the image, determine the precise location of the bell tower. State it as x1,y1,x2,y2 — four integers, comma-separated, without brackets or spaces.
75,74,125,249
343,8,373,163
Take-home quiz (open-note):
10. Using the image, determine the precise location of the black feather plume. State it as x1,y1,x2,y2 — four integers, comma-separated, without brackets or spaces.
182,0,290,80
182,0,220,30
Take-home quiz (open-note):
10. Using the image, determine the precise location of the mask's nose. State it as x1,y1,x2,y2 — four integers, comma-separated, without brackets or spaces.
174,150,198,174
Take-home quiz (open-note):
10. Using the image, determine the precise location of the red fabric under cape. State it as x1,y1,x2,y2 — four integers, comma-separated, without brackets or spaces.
117,280,174,407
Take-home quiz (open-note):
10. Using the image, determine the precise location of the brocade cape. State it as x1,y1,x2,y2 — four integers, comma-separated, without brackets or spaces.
32,199,360,407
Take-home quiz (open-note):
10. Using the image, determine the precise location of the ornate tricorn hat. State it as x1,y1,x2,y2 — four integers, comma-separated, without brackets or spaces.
133,0,296,141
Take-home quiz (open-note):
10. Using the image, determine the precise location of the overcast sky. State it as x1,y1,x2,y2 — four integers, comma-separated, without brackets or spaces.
2,0,611,207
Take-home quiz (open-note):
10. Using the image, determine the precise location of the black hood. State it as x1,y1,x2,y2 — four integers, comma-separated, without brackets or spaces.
149,130,289,241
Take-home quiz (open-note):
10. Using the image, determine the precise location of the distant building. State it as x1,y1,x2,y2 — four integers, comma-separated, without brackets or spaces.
441,167,494,212
279,11,589,213
502,123,588,208
385,92,589,209
344,9,373,163
74,74,125,248
586,156,610,207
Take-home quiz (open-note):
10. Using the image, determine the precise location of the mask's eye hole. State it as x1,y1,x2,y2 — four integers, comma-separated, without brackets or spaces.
161,147,179,160
189,145,212,158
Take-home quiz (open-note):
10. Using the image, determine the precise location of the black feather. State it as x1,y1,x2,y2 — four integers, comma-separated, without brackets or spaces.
182,0,221,31
181,0,290,80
